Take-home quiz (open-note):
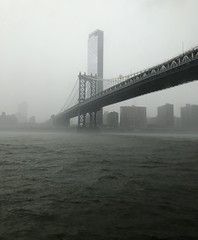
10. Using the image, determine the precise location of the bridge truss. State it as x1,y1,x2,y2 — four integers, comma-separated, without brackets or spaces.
54,46,198,127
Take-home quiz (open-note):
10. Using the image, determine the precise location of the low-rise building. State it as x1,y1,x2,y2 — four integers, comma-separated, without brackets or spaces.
120,105,147,129
107,111,119,128
157,103,174,128
181,104,198,128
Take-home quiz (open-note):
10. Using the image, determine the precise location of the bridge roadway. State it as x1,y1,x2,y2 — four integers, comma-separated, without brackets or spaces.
54,46,198,125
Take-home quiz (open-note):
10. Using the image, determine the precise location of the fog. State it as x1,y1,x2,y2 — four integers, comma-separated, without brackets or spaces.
0,0,198,122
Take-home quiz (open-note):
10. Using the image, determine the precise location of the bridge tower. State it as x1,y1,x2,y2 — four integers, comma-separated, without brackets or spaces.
78,72,98,128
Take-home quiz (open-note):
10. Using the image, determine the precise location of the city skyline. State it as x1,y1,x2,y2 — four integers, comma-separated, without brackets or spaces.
1,2,198,238
0,0,198,121
104,102,198,129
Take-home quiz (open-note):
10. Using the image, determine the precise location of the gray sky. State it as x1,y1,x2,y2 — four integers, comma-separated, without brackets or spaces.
0,0,198,121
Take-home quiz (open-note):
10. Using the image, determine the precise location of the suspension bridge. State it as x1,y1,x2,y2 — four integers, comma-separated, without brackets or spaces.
53,46,198,128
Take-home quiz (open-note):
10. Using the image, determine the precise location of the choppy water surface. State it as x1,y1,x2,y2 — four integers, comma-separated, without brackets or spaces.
0,131,198,240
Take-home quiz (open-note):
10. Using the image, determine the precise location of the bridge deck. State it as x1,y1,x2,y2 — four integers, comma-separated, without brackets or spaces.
55,46,198,122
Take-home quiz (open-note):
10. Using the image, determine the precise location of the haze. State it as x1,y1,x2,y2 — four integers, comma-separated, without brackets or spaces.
0,0,198,122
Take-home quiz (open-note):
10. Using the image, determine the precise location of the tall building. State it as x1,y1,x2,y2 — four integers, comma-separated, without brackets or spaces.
120,106,133,129
103,111,109,126
107,111,119,128
88,29,104,125
157,103,174,128
181,104,198,128
17,101,28,123
0,112,18,126
88,30,104,80
120,106,147,129
132,106,147,129
191,105,198,127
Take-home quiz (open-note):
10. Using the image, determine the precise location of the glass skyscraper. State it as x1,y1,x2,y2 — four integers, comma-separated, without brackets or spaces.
88,29,104,92
88,29,104,125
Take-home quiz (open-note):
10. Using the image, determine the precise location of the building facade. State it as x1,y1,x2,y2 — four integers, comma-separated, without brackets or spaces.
88,30,103,79
157,103,174,128
107,111,119,128
17,101,28,123
120,106,147,129
181,104,198,128
120,106,133,129
103,111,109,126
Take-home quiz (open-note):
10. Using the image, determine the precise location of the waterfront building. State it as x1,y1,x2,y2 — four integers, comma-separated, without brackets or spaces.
17,101,28,123
120,105,147,129
120,106,133,129
103,111,109,126
157,103,174,128
107,111,119,128
0,112,18,126
181,104,198,128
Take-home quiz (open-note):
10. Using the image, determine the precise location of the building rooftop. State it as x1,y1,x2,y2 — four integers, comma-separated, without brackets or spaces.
89,29,103,38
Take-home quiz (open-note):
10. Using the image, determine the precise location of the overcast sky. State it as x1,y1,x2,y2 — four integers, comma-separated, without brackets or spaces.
0,0,198,121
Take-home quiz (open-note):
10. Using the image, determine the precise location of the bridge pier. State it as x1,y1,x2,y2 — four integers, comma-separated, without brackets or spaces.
78,113,86,127
89,112,93,127
88,111,97,128
93,111,97,128
78,111,98,128
78,73,99,128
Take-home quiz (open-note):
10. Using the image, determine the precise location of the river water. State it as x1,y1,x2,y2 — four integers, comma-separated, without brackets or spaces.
0,130,198,240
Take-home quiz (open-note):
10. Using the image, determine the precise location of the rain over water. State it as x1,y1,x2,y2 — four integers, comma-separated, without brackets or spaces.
0,131,198,240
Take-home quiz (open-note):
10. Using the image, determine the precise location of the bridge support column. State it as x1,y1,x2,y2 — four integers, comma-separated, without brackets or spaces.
79,73,86,103
77,72,99,128
78,113,86,127
87,111,97,128
90,79,96,97
89,112,93,127
93,111,97,128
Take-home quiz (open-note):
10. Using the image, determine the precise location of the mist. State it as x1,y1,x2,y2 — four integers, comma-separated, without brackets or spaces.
0,0,198,122
1,2,198,239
